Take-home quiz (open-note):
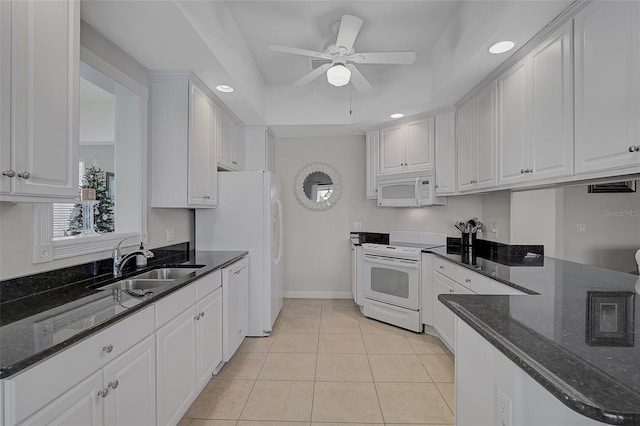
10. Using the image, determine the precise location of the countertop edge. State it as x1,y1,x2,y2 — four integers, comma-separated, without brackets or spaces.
439,295,640,426
0,251,248,379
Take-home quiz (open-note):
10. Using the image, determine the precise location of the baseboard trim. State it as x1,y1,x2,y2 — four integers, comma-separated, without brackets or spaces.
283,291,353,299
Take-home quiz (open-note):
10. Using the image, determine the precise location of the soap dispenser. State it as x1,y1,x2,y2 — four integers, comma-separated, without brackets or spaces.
136,242,148,267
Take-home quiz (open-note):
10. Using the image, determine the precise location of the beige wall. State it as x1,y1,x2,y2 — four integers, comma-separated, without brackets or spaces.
274,135,485,297
510,188,562,257
480,191,511,243
0,24,193,280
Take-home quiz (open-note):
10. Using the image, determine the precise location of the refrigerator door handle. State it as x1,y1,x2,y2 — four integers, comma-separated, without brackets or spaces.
275,197,283,264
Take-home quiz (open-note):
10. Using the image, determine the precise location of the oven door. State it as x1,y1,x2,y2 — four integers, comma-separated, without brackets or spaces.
363,254,420,310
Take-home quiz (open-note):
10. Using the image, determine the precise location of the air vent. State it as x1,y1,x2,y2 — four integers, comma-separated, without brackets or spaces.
588,181,637,193
310,59,332,70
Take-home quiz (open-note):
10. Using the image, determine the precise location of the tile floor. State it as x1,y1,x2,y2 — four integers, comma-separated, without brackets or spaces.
179,298,455,426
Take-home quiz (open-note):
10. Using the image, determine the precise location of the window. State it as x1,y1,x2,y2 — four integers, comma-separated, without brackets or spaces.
33,50,148,263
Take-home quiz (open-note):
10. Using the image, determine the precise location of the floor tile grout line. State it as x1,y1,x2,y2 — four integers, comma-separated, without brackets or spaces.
434,382,456,418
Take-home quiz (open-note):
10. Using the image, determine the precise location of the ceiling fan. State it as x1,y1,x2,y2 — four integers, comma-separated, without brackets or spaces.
268,14,416,91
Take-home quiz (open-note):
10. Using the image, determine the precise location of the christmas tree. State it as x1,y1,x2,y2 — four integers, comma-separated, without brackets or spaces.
66,162,115,235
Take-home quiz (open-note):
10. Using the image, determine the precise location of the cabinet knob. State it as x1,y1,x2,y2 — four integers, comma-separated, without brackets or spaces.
232,161,237,165
1,169,15,178
200,312,205,318
449,289,454,293
108,380,119,389
97,388,109,398
629,145,640,152
528,168,533,174
465,278,471,283
439,265,444,269
194,315,200,321
17,171,30,179
102,344,114,353
521,169,525,174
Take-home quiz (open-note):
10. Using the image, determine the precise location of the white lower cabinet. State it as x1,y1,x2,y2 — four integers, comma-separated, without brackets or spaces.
432,272,457,350
196,288,223,391
18,334,156,426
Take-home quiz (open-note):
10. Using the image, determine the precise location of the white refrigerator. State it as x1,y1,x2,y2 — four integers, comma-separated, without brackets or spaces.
195,170,283,337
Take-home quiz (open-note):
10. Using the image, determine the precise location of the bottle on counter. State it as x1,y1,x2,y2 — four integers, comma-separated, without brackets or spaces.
136,242,148,267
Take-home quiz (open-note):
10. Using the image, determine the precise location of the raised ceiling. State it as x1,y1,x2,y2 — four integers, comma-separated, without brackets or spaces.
81,0,572,136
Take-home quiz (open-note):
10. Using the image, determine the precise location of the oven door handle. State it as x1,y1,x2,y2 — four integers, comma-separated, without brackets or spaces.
364,254,419,268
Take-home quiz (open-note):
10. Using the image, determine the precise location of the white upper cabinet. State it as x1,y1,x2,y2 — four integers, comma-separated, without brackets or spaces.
498,21,573,186
379,125,405,174
218,108,245,171
188,82,218,207
457,81,497,192
574,1,640,174
434,111,457,195
378,117,434,175
365,130,379,199
1,0,79,201
150,73,218,208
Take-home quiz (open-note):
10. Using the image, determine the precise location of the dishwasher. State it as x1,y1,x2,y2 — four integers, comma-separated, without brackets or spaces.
222,256,250,362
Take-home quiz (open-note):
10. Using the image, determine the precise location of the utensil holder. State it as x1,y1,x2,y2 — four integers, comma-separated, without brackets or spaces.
461,232,476,250
81,200,98,236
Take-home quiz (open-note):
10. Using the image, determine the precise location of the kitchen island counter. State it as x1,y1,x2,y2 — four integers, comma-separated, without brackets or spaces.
430,246,640,425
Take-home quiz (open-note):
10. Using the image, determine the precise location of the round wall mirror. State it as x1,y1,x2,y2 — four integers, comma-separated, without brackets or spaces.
294,162,343,211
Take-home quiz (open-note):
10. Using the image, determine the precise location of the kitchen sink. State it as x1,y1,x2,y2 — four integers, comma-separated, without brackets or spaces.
97,279,173,291
131,266,203,280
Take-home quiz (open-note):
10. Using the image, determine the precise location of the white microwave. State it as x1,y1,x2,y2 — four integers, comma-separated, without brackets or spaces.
377,171,447,207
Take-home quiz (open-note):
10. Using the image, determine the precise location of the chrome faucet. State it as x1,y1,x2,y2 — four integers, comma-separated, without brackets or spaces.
112,236,154,277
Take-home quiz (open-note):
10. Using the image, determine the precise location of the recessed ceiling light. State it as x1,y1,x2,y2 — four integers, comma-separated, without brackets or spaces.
390,113,404,119
216,85,234,93
489,41,515,54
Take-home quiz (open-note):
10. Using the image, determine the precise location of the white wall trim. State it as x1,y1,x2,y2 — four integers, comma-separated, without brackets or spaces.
283,291,353,299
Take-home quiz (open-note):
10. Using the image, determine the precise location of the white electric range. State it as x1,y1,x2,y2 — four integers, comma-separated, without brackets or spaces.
361,231,446,332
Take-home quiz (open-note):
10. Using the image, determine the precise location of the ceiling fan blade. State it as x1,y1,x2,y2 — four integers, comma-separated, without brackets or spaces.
336,15,363,51
350,51,416,65
294,63,332,86
268,45,331,59
346,64,372,92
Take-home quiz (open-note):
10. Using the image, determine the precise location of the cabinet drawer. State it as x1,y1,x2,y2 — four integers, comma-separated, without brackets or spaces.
155,284,196,328
5,306,154,425
455,267,491,294
433,257,456,280
196,270,222,299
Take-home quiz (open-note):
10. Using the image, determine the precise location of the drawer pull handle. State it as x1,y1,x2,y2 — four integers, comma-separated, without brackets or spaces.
465,278,471,283
97,388,109,398
102,344,114,353
108,380,119,390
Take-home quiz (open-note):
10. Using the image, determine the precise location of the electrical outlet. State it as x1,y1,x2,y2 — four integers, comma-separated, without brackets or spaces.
353,221,362,230
496,388,512,426
166,228,175,242
577,223,586,233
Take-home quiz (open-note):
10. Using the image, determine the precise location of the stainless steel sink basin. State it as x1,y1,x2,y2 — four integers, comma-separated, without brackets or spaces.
97,279,173,291
132,267,203,280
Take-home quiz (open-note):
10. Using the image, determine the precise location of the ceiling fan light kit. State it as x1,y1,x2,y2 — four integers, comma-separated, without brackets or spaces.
268,14,416,91
327,64,351,87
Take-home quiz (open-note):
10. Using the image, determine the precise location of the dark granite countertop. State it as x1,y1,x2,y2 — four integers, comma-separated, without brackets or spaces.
430,247,640,425
0,250,247,379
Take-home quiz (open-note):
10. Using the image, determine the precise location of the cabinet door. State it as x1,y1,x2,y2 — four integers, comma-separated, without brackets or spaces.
405,118,434,171
498,60,529,186
457,98,475,192
19,371,103,426
379,125,405,174
0,0,10,194
103,335,156,426
196,287,223,391
232,119,245,171
365,130,379,199
10,0,79,198
156,307,197,426
474,81,498,189
434,111,456,195
218,108,234,170
432,272,456,350
529,21,574,182
188,83,217,207
574,2,640,174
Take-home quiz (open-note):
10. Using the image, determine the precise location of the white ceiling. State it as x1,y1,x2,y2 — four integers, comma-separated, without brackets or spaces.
81,0,572,137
